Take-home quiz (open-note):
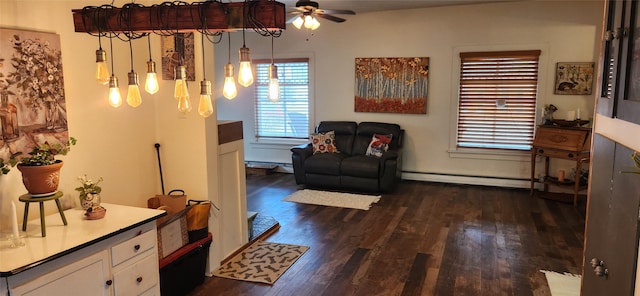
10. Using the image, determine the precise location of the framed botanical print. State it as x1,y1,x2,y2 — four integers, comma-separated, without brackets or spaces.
554,62,594,95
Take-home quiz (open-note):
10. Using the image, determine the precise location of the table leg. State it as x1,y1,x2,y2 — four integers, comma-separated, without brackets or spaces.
530,150,536,196
574,160,583,207
544,156,550,193
39,201,46,237
54,199,68,225
22,202,29,231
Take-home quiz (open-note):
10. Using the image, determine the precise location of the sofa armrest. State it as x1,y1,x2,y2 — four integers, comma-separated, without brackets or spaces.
291,143,313,157
291,143,313,184
380,149,399,162
379,148,403,192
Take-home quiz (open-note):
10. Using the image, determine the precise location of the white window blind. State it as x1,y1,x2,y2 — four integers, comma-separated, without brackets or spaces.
457,50,541,150
254,58,309,139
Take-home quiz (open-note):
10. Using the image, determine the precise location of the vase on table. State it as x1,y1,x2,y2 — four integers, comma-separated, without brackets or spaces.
79,192,101,210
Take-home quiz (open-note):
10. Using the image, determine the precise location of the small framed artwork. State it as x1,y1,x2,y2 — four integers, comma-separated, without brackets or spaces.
161,32,195,81
554,62,594,95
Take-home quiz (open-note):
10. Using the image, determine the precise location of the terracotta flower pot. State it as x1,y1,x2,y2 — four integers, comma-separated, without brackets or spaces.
17,161,64,197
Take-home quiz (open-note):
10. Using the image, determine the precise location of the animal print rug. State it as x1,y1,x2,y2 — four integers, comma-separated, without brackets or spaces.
212,241,309,284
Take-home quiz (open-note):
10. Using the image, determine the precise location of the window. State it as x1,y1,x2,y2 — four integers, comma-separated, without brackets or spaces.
456,50,541,150
254,58,310,139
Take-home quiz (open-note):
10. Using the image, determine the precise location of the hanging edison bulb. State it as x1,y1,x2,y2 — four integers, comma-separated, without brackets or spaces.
268,64,280,102
144,35,159,94
198,80,213,117
95,49,110,85
145,60,159,94
108,75,122,108
177,95,192,113
238,46,253,87
174,65,189,101
126,71,142,107
223,63,238,100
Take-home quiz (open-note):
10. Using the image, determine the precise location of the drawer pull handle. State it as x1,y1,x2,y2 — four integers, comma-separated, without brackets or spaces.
134,244,141,251
105,279,113,286
137,276,143,283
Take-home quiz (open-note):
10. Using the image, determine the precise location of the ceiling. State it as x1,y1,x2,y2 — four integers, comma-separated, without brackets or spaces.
280,0,524,14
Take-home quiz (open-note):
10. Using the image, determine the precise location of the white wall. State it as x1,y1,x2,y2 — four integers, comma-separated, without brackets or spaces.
216,1,603,185
0,1,216,231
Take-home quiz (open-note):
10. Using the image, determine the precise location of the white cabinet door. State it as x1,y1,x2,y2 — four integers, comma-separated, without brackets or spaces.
10,251,111,296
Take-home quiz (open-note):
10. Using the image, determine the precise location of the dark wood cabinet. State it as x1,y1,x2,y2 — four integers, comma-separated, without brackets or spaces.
583,1,640,295
530,125,591,206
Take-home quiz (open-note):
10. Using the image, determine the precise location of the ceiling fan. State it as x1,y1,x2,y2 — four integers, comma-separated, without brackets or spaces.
287,0,356,30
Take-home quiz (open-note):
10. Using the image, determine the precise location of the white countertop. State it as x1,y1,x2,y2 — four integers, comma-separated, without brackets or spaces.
0,203,165,276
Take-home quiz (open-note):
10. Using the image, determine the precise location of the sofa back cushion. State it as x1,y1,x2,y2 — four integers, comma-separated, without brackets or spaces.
316,121,357,155
353,122,402,155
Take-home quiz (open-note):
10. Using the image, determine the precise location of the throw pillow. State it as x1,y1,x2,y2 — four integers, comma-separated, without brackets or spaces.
366,134,393,157
310,131,339,154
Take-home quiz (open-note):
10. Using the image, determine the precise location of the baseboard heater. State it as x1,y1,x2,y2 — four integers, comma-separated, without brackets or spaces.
402,171,535,189
244,161,537,189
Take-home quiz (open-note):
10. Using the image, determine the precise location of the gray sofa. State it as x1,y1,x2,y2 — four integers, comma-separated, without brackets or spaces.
291,121,404,193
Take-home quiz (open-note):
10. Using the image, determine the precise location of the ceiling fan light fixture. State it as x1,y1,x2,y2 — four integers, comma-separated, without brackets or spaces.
309,17,320,30
292,15,304,29
303,15,314,29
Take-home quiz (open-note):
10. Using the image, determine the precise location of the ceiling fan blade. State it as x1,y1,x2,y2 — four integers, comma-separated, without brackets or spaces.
289,7,311,13
299,5,318,12
316,13,346,23
316,9,355,15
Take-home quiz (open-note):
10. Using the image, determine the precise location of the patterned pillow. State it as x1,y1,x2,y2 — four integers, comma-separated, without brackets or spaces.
310,131,339,154
366,134,393,157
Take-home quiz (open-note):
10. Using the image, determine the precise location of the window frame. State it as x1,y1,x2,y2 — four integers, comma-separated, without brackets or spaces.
252,57,311,142
455,50,542,152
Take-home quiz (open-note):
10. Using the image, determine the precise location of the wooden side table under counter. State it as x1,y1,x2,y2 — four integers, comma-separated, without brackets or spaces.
530,125,592,206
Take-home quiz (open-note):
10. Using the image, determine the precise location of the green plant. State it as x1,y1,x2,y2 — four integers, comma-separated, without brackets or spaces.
0,137,76,174
0,157,18,174
75,174,103,197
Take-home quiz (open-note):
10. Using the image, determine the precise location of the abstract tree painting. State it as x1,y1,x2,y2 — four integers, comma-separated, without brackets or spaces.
355,57,429,114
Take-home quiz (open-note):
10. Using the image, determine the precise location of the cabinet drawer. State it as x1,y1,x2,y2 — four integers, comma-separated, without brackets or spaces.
111,230,156,267
535,148,588,160
113,253,159,296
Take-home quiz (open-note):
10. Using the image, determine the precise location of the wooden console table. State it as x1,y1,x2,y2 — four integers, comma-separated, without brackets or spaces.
530,125,591,206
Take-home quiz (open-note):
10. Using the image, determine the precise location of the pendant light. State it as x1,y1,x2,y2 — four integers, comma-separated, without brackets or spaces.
222,32,238,100
95,34,110,85
144,34,159,94
126,40,142,108
176,64,191,113
198,34,213,118
107,35,122,108
237,1,254,87
267,36,279,102
173,34,191,112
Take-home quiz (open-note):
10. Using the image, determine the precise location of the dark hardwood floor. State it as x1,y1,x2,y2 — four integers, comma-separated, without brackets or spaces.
189,173,585,296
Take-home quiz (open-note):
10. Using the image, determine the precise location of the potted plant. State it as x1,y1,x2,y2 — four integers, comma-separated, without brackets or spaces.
75,174,103,210
1,137,77,196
